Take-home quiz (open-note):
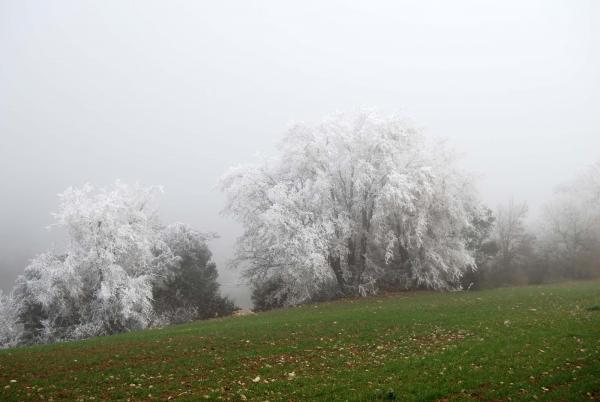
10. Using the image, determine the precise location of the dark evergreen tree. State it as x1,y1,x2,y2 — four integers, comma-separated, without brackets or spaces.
153,224,235,323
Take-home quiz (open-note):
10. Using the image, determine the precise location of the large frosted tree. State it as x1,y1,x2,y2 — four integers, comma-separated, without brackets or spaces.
221,111,481,307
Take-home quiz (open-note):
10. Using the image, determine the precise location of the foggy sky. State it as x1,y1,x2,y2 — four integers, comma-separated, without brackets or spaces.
1,0,599,307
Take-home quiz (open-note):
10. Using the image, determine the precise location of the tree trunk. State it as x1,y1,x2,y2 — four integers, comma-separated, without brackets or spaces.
328,254,348,295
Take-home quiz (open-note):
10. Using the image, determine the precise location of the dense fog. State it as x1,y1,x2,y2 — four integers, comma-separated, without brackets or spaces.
1,1,599,308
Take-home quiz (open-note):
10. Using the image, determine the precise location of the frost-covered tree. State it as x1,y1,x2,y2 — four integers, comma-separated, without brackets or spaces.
11,181,232,345
14,182,175,343
221,111,480,306
0,290,22,349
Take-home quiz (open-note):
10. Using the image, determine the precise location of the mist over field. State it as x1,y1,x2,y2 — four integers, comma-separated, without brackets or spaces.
1,3,600,401
1,1,599,307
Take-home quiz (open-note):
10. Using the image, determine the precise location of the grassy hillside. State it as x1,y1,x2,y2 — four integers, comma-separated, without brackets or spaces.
1,281,599,401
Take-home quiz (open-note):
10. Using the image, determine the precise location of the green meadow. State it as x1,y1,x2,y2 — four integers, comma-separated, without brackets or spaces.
1,280,599,401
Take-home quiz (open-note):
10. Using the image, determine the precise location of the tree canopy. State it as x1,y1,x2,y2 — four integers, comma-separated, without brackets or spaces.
11,182,233,345
221,111,482,306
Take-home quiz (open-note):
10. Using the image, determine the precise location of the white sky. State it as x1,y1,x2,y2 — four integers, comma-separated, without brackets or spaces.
1,0,599,306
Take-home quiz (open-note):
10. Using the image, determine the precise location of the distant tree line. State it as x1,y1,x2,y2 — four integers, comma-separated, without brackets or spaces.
462,163,600,290
1,111,598,347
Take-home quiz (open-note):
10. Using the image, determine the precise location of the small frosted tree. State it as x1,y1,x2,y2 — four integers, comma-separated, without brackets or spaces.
14,182,177,342
12,181,234,345
221,111,480,306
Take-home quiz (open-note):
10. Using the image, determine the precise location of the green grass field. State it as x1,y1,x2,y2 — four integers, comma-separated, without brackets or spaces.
1,281,599,401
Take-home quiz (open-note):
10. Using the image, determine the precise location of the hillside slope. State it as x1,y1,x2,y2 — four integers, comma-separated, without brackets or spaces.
1,281,599,401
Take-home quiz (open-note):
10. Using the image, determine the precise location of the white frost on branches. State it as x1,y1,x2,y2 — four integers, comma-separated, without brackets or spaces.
0,290,22,349
221,111,479,306
15,181,178,342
